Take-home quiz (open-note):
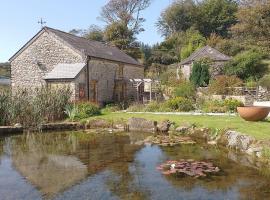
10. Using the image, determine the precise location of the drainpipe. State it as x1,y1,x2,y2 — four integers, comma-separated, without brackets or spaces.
86,56,90,101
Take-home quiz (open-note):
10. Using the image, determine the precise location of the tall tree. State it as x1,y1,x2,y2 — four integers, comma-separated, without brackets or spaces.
180,29,206,59
231,0,270,52
104,22,141,58
157,0,197,37
196,0,238,38
69,25,104,42
157,0,238,38
100,0,152,59
84,25,104,41
100,0,151,34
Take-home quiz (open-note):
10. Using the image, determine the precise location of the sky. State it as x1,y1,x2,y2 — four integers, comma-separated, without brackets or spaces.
0,0,172,62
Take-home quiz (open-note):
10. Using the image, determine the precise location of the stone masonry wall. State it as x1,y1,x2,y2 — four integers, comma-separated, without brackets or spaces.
88,59,118,104
47,81,76,100
11,31,84,90
88,59,144,104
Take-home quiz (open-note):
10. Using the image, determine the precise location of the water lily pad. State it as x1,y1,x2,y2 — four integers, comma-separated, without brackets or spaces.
157,160,220,178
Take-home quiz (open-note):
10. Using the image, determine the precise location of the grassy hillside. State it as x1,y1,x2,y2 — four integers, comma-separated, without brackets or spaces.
0,62,10,78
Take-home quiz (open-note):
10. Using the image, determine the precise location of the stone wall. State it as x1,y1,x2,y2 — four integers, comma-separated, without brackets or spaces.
47,80,76,100
88,59,118,104
11,31,84,90
256,87,270,102
181,64,191,79
181,61,226,80
88,59,144,104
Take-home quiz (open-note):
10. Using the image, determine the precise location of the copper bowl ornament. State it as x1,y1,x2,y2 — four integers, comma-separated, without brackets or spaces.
237,106,270,121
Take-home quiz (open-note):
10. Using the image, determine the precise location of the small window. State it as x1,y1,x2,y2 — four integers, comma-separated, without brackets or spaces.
79,83,86,100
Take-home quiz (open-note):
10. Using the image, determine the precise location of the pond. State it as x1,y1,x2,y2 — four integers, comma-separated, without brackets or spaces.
0,131,270,200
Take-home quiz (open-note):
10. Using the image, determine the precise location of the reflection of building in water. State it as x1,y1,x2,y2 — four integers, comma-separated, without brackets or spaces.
9,132,142,198
0,139,3,156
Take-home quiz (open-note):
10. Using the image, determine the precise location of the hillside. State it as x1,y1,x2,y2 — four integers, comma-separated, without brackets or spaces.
0,62,10,78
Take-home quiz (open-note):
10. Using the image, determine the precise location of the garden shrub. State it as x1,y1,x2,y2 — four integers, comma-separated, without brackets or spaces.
202,100,227,113
126,103,146,112
166,97,195,112
245,78,257,88
159,68,182,86
173,81,196,99
75,102,101,119
145,101,173,112
259,75,270,90
144,101,161,112
102,103,121,113
224,98,243,112
208,75,243,95
201,98,243,113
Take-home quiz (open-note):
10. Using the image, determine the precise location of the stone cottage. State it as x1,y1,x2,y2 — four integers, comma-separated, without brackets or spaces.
179,45,231,79
9,27,144,104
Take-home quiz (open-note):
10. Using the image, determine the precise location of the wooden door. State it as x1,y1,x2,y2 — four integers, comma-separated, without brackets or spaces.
79,83,86,100
90,80,98,103
114,81,126,102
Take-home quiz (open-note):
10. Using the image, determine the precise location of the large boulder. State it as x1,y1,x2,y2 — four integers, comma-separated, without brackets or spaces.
127,118,157,133
218,130,255,151
175,126,189,133
189,128,211,141
157,120,172,134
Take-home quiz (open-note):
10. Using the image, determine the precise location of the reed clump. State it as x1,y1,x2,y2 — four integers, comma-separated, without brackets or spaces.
0,86,71,129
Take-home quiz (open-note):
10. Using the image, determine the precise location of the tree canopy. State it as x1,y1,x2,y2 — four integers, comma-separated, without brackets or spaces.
157,0,238,38
231,0,270,52
100,0,152,34
225,50,268,80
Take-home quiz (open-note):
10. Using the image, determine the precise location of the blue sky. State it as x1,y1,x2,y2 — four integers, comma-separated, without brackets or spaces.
0,0,172,62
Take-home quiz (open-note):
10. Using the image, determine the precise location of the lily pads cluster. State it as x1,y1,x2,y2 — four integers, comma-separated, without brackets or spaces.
144,135,196,146
157,160,220,178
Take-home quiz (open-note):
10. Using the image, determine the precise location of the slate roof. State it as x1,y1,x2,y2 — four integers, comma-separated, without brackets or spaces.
44,63,85,80
9,27,141,67
180,45,231,65
45,27,141,66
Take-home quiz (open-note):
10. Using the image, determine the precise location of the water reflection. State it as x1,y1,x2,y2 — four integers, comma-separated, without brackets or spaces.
0,132,270,200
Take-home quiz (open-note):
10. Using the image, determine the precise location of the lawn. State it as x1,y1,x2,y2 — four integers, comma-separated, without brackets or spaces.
91,112,270,140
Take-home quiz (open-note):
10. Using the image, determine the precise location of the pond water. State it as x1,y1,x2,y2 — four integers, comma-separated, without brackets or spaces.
0,131,270,200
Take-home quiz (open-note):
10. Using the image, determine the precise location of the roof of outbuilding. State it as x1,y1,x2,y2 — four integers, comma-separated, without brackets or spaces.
180,45,231,65
45,27,141,66
44,63,85,80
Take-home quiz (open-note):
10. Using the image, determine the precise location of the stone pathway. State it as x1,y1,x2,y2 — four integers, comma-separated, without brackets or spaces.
125,111,236,116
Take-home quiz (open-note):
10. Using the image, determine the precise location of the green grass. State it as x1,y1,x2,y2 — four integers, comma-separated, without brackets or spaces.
90,112,270,140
